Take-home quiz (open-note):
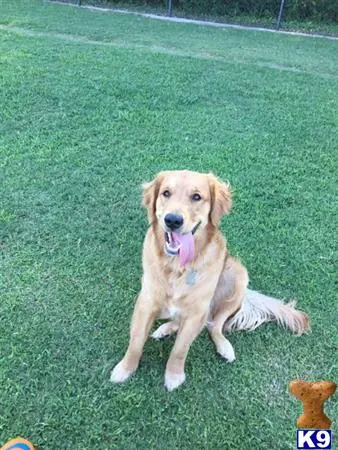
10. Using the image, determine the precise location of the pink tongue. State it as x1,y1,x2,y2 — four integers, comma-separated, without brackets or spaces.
172,231,195,266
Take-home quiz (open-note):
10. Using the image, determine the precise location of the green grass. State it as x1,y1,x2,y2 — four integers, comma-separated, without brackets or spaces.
1,1,337,449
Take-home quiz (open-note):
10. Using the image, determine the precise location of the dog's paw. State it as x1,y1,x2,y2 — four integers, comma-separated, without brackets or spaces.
152,323,173,340
164,371,186,391
110,361,133,383
151,324,168,340
217,340,236,363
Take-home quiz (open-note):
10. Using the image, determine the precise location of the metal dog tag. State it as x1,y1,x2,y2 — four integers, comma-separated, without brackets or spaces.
185,269,197,286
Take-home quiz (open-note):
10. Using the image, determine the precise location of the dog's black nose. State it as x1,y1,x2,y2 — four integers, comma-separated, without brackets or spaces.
164,213,184,231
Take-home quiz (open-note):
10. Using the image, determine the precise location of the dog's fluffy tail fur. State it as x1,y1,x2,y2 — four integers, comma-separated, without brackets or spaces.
223,289,310,335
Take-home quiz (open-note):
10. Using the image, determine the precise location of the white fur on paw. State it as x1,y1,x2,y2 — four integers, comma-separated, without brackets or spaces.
218,341,236,363
152,323,172,340
110,361,132,383
164,371,186,391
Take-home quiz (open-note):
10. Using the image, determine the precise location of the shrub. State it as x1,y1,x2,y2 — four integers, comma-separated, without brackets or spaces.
91,0,338,21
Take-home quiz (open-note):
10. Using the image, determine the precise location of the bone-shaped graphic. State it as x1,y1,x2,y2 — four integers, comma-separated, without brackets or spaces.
289,380,336,429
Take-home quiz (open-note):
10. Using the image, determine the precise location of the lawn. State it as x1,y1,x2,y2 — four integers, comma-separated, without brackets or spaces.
0,1,337,449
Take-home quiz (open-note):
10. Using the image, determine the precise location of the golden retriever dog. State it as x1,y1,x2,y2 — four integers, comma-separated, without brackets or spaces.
110,170,309,391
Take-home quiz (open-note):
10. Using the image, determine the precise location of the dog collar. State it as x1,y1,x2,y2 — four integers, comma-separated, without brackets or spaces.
191,220,201,235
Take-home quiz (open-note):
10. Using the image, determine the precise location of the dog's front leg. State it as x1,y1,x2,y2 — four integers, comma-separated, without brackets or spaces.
110,291,159,384
164,312,207,391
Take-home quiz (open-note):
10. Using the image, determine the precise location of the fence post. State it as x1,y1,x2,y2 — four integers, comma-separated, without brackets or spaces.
168,0,172,16
276,0,286,30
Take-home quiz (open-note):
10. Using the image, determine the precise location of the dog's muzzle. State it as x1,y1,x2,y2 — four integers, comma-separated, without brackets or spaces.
164,221,201,257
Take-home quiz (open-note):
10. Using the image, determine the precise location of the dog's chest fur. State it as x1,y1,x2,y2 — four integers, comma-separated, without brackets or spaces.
163,260,196,298
159,253,220,319
143,228,226,319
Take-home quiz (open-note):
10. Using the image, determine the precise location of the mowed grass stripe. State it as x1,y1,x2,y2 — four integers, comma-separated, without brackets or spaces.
0,23,337,80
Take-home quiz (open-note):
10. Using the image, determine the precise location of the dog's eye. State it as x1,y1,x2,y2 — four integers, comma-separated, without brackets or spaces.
162,190,171,198
192,193,202,201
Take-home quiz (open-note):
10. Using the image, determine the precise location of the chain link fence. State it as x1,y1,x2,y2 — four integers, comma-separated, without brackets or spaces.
51,0,338,34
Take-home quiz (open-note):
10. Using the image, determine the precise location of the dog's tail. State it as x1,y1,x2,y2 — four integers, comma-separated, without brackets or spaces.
223,289,310,335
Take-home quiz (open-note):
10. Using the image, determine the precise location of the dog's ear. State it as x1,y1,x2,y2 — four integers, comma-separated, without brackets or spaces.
208,173,232,226
142,173,163,224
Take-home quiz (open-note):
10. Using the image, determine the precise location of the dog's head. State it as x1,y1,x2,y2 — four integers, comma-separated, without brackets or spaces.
142,170,231,263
